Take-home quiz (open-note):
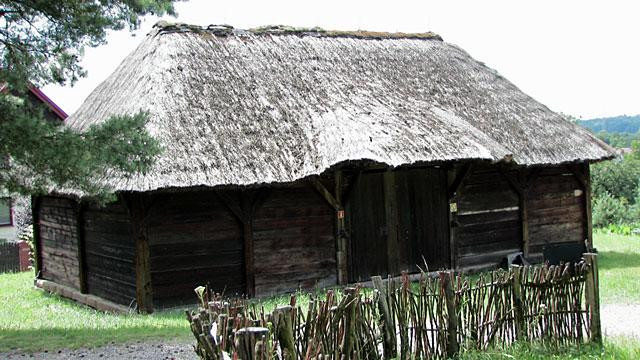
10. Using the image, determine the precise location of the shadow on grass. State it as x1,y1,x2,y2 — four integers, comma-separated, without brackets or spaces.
0,326,193,353
598,251,640,270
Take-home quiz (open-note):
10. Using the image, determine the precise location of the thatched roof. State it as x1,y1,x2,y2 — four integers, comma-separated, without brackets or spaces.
67,23,614,192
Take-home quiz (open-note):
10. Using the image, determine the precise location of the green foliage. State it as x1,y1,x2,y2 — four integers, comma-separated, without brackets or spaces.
595,131,640,148
0,0,178,88
590,144,640,229
578,115,640,134
591,157,640,204
592,192,632,228
0,0,180,197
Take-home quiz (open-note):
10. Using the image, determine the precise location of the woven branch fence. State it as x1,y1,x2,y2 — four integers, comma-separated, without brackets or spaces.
187,253,601,359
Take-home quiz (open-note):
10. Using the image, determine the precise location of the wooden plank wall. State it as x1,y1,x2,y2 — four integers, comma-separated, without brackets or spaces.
527,167,586,259
38,196,81,289
253,185,336,297
454,166,521,271
83,200,136,305
146,191,244,307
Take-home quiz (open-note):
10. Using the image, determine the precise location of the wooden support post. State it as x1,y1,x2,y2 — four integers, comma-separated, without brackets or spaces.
241,193,255,298
334,170,348,285
311,175,347,284
511,265,525,341
75,201,88,294
31,196,43,278
519,170,530,258
583,164,593,250
571,164,593,250
372,276,397,359
440,270,459,357
125,193,154,314
383,170,399,274
447,163,473,270
584,253,601,345
217,189,270,298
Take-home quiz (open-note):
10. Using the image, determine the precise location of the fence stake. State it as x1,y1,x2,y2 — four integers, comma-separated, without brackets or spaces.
235,327,269,360
440,271,459,357
273,305,296,359
371,276,397,359
511,265,525,342
584,253,602,345
342,287,358,359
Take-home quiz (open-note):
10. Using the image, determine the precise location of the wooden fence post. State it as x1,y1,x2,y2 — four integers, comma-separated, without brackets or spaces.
511,265,525,341
273,305,295,359
372,276,397,359
440,271,459,357
584,253,602,345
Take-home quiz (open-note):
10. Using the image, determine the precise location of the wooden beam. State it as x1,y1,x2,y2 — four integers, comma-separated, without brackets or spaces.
251,189,271,217
525,168,542,189
498,168,523,197
310,177,341,211
383,170,399,275
75,201,88,294
241,192,255,297
123,193,154,314
216,190,247,223
31,196,42,278
447,163,473,200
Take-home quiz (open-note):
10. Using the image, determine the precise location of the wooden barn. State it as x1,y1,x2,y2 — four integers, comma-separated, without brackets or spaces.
33,24,614,313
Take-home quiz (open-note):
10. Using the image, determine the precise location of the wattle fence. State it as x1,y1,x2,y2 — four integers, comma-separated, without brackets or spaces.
0,241,30,273
187,254,601,359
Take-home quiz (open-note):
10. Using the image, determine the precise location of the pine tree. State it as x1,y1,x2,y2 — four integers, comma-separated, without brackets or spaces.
0,0,178,198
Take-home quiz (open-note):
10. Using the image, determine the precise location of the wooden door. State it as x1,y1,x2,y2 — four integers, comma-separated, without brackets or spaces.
395,168,450,273
347,172,388,282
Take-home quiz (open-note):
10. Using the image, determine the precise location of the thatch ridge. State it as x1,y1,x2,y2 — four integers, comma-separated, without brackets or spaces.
65,23,614,193
152,21,443,41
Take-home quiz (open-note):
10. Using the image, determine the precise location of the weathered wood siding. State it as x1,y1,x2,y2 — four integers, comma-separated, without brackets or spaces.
146,191,244,307
527,167,587,259
253,186,336,297
39,196,80,289
83,200,136,305
348,168,450,282
454,166,521,270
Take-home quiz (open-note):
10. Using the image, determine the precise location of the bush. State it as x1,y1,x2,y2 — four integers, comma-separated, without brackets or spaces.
592,192,631,228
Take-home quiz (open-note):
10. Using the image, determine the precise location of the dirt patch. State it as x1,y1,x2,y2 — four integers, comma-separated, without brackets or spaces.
1,340,197,359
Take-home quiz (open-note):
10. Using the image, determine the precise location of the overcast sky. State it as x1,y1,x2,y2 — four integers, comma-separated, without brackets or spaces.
43,0,640,119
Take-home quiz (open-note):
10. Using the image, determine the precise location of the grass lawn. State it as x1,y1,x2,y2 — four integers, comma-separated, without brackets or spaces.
460,338,640,359
593,232,640,304
0,232,638,354
0,271,190,352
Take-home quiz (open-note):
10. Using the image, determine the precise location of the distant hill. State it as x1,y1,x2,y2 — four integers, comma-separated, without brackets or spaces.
577,115,640,133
